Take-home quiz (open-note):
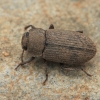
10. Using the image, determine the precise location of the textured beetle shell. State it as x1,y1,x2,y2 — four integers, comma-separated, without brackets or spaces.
27,28,45,57
43,29,96,65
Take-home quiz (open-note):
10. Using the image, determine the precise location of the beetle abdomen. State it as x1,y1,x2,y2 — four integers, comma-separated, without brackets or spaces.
43,30,96,65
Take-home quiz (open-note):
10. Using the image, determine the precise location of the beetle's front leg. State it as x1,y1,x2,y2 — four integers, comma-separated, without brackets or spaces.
15,57,35,70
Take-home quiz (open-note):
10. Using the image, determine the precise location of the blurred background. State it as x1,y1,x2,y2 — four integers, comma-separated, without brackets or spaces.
0,0,100,100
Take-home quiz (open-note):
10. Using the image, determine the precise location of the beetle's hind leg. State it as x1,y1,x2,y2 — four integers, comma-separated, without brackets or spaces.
80,67,92,77
49,24,54,29
61,64,92,76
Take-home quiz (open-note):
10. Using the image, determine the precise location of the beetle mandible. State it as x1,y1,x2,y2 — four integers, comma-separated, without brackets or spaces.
15,24,96,85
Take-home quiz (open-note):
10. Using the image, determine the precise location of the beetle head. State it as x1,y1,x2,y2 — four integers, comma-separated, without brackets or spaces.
21,32,29,51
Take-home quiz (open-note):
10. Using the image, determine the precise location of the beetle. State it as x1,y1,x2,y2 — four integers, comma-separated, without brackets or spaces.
15,24,96,85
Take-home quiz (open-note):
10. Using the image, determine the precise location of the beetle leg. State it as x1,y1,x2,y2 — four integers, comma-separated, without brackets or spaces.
24,25,36,30
60,63,92,76
61,66,75,75
42,65,48,85
60,63,74,71
49,24,54,29
76,31,83,33
80,67,92,77
15,57,35,70
61,65,92,77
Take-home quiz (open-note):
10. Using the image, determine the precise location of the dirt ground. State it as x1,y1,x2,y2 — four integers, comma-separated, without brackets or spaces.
0,0,100,100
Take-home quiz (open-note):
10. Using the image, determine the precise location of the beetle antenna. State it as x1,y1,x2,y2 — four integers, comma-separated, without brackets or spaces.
24,25,35,30
80,68,92,77
21,49,24,62
15,57,35,70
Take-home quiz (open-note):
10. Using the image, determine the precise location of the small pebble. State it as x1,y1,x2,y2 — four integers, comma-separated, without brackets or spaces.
2,52,9,57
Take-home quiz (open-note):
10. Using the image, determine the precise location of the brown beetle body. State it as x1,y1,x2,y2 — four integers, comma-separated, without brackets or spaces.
23,28,96,66
16,24,96,85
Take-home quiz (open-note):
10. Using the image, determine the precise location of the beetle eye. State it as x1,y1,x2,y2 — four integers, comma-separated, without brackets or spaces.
25,32,29,37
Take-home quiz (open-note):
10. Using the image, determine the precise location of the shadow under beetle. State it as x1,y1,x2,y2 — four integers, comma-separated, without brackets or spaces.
15,24,96,85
